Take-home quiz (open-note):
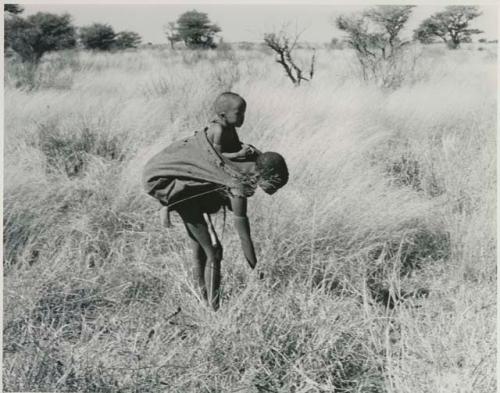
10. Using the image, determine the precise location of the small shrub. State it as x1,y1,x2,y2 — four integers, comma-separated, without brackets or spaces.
237,41,255,50
386,155,422,190
213,42,235,62
210,61,240,90
3,182,79,267
367,225,450,282
123,272,169,305
141,75,170,98
5,50,79,90
31,284,114,335
364,225,449,309
378,150,444,197
5,59,38,90
35,122,125,177
180,49,207,65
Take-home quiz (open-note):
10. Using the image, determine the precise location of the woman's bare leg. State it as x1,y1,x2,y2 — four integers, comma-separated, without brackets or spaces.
204,252,221,311
177,207,222,310
189,238,208,302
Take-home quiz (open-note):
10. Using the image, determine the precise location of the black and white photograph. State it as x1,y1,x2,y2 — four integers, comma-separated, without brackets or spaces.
3,1,497,392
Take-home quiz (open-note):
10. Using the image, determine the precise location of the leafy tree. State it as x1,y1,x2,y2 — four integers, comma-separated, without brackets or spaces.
4,16,33,55
4,4,24,15
175,10,221,49
337,6,414,60
79,23,116,50
364,6,415,51
164,21,181,49
114,31,142,49
5,12,76,63
4,4,23,52
414,6,483,49
336,6,417,88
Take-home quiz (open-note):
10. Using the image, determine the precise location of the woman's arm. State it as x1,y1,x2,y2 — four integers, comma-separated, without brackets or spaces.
230,196,257,269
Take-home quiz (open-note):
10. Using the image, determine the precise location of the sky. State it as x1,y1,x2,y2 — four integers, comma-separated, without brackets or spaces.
20,3,498,45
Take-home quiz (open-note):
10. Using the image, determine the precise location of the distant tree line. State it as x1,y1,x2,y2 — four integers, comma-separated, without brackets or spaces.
4,4,142,64
4,3,488,68
5,6,224,64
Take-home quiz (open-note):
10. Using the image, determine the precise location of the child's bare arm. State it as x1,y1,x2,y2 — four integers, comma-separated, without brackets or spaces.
230,195,257,269
223,145,254,161
245,144,261,156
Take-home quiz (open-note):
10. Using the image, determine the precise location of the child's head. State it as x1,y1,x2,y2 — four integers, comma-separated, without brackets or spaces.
255,152,289,195
213,92,246,127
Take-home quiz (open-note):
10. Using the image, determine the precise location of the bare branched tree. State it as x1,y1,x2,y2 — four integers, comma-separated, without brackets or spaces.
263,28,316,86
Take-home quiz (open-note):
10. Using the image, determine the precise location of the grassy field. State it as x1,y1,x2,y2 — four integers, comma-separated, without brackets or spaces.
3,44,496,392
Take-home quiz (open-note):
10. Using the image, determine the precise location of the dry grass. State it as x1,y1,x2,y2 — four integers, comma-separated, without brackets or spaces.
3,44,496,392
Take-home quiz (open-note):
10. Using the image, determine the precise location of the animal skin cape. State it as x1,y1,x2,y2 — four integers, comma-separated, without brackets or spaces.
142,128,255,209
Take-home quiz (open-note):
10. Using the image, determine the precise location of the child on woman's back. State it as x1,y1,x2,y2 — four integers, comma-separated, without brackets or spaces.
206,92,259,161
158,92,259,227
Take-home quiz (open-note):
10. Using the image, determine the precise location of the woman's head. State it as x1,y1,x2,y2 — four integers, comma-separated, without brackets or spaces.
255,152,289,195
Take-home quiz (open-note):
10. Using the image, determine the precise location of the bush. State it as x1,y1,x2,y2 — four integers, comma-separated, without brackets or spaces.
5,50,79,90
32,119,125,177
79,23,116,51
114,31,142,50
